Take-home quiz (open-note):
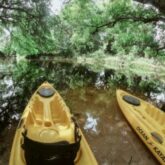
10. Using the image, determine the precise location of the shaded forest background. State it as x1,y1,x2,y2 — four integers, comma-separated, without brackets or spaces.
0,0,164,59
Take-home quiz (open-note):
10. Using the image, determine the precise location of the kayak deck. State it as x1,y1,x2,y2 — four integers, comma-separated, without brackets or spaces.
117,89,165,165
24,91,74,143
9,82,98,165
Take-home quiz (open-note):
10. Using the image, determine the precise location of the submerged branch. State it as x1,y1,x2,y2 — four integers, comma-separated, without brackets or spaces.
128,156,133,165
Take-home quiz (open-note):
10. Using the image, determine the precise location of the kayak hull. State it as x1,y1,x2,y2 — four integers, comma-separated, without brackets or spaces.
117,89,165,165
9,82,97,165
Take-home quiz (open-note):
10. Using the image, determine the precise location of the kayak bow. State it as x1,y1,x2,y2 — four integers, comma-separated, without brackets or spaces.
9,82,98,165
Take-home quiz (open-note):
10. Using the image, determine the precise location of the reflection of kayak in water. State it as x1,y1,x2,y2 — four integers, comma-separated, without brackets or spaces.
117,89,165,165
9,82,98,165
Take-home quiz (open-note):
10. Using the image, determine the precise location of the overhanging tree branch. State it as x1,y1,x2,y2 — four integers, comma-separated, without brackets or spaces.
0,5,29,13
92,15,165,34
0,1,46,24
0,5,38,19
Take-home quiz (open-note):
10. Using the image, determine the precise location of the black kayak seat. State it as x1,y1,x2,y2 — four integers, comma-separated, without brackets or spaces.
37,87,55,98
123,95,140,106
22,135,80,165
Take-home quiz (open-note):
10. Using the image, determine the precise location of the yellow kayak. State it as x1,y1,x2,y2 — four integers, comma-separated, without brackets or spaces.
117,89,165,165
9,82,98,165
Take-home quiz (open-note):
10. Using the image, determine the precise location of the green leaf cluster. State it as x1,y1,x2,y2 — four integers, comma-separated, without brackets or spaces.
0,0,164,58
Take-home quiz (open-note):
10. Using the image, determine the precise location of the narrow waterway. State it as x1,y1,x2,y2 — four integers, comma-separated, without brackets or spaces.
0,58,165,165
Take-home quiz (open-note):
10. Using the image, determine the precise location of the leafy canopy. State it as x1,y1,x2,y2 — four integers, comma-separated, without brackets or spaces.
0,0,164,57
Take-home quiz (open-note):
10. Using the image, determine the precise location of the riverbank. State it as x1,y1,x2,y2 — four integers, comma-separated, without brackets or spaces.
77,55,165,84
22,54,165,71
76,55,165,71
13,54,165,83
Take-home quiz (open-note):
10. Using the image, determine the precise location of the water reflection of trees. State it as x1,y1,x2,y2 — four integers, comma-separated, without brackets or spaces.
0,60,164,132
13,60,165,93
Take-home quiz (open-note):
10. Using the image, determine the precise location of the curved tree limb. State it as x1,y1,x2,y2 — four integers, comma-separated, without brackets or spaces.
92,15,165,34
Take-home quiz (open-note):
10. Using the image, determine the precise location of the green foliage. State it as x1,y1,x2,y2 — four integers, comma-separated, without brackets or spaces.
60,0,164,57
0,0,164,58
13,60,93,90
108,21,157,56
4,29,39,55
61,0,102,53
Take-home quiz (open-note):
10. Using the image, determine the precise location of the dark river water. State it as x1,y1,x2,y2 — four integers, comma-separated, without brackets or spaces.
0,57,165,165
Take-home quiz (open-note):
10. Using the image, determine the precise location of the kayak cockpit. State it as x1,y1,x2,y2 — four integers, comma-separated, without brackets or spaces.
23,85,75,143
25,95,70,126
